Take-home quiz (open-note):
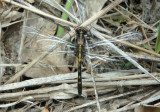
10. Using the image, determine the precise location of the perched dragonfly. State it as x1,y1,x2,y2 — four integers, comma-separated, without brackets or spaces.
23,25,142,96
74,27,89,95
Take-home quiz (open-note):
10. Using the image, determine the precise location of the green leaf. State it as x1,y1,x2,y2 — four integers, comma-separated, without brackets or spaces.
143,44,153,51
125,61,132,67
155,22,160,53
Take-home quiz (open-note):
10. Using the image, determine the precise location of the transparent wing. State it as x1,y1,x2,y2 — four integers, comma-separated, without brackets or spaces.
87,32,142,49
23,26,142,62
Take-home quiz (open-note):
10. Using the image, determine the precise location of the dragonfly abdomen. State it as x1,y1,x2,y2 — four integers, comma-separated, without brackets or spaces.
78,45,82,95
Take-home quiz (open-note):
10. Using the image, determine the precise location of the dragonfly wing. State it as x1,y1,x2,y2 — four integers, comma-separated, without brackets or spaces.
86,53,120,61
86,32,142,49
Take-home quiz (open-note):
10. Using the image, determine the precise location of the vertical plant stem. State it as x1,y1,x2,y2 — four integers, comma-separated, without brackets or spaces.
155,22,160,53
57,0,74,37
153,22,160,71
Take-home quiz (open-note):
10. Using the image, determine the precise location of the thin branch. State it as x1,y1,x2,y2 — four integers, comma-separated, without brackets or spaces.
0,96,33,108
4,72,78,91
0,84,75,99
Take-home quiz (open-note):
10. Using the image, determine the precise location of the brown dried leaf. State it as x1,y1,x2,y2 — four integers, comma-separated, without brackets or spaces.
22,13,70,78
134,105,160,112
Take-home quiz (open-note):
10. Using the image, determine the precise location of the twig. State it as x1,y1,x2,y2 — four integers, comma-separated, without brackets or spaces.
126,52,160,62
31,91,75,100
0,96,33,108
0,84,74,99
3,72,79,91
83,79,160,87
94,73,157,81
152,20,160,27
0,64,23,67
0,87,115,100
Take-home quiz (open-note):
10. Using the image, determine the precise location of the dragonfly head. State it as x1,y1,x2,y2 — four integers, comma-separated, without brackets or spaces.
75,27,88,34
75,27,89,44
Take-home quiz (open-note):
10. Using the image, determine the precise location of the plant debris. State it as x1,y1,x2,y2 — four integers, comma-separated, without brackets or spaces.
0,0,160,112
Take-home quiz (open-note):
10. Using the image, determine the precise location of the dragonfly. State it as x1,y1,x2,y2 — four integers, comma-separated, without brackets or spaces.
74,27,89,95
23,24,142,96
